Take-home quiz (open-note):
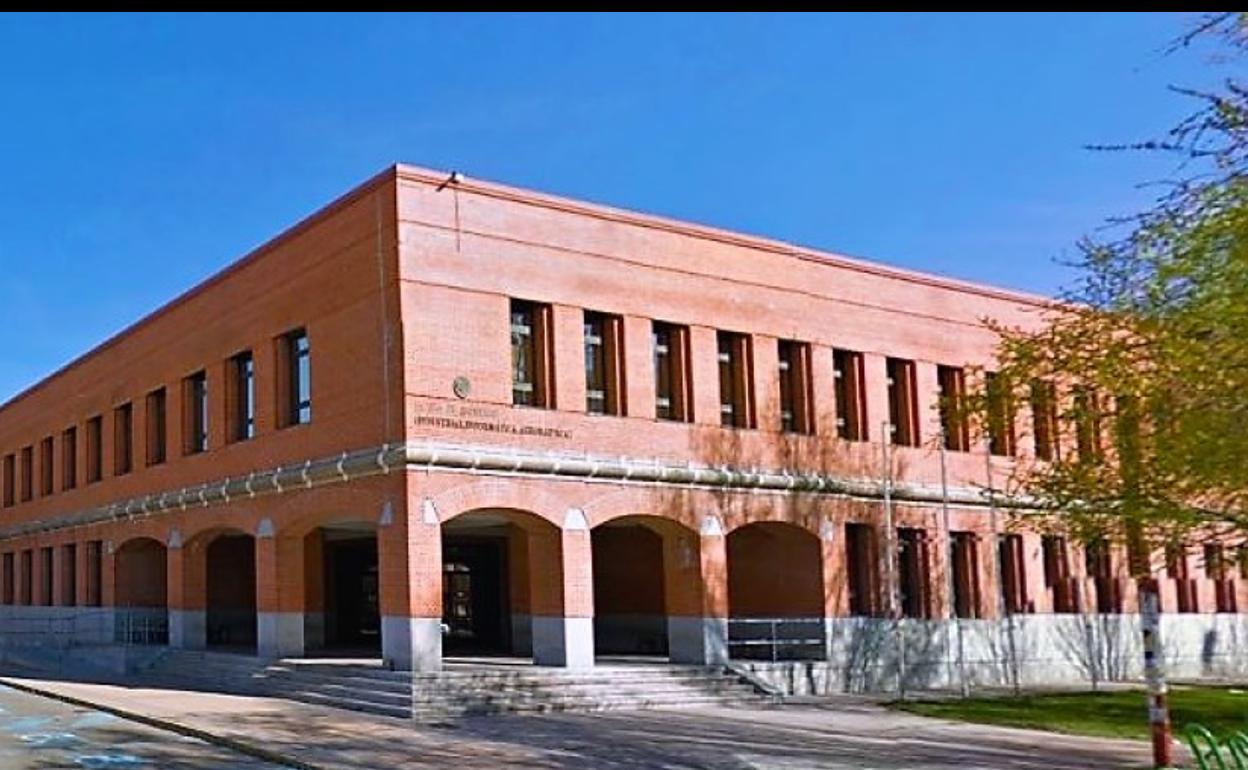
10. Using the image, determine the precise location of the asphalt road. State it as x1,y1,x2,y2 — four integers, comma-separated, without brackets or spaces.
0,683,284,770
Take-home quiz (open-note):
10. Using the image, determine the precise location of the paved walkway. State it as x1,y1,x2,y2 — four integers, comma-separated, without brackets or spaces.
0,675,1156,770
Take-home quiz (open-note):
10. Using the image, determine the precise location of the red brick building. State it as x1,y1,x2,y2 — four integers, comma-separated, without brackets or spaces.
0,165,1242,687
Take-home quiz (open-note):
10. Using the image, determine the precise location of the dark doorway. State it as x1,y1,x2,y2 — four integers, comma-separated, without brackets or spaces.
206,533,257,650
323,533,380,651
442,537,507,655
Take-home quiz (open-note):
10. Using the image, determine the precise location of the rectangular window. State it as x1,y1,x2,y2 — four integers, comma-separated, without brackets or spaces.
510,302,553,409
886,357,920,447
1166,545,1198,614
183,371,208,455
1074,386,1102,462
61,427,77,490
951,532,982,619
61,543,77,606
113,402,133,476
1,552,12,605
278,329,312,426
897,527,932,618
85,416,103,483
228,351,256,442
1042,535,1079,613
2,454,13,507
999,534,1029,615
1030,379,1059,461
717,331,755,429
39,437,54,497
19,446,33,502
19,550,32,605
1206,544,1237,614
653,322,692,422
778,340,814,434
937,365,970,451
986,372,1016,457
833,349,868,441
39,546,52,606
1087,540,1123,614
583,312,625,416
146,388,167,466
85,540,102,607
845,523,879,617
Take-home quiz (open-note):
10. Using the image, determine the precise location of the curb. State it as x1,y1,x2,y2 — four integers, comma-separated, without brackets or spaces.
0,677,328,770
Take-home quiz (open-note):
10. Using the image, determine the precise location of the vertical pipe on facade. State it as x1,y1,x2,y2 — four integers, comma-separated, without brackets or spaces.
939,432,969,697
881,423,905,699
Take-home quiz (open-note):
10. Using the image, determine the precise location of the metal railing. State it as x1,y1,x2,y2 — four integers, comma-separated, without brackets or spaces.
115,608,168,646
727,617,826,662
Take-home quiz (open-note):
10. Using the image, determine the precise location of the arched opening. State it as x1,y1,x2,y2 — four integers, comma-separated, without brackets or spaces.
205,532,257,651
305,522,379,655
114,537,168,645
726,521,825,661
441,508,560,659
591,517,668,657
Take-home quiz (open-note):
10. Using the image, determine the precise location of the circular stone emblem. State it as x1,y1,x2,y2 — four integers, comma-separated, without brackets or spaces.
452,376,472,399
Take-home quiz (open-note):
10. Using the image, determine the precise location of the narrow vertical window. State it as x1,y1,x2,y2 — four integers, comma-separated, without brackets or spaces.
1087,539,1122,614
1207,544,1237,613
937,365,969,451
61,427,77,490
897,527,932,618
653,322,692,422
113,402,133,476
1,454,13,507
1,552,12,605
1042,535,1078,613
62,543,77,606
583,312,625,416
510,302,553,409
19,446,33,502
886,357,919,447
286,330,312,425
39,546,52,606
1030,379,1059,461
85,540,102,607
778,340,814,434
986,372,1016,457
85,417,103,483
950,532,982,619
1073,386,1102,463
1166,544,1198,614
999,534,1029,614
19,550,32,605
845,523,879,617
716,330,755,429
39,437,54,497
833,349,868,441
183,371,208,455
229,351,256,442
146,388,167,466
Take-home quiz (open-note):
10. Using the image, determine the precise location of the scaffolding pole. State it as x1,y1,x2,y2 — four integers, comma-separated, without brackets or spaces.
882,423,906,700
985,447,1021,696
939,433,969,697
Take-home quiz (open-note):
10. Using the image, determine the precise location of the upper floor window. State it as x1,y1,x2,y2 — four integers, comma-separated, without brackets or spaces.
183,371,208,455
19,446,32,502
85,416,103,483
39,436,54,496
1030,379,1059,461
2,454,13,507
61,427,77,490
986,371,1016,457
886,357,919,447
113,402,133,476
510,301,553,409
717,331,755,429
833,348,867,441
146,388,166,466
937,365,970,451
279,330,312,427
653,322,692,422
777,340,814,435
584,311,625,416
229,351,256,442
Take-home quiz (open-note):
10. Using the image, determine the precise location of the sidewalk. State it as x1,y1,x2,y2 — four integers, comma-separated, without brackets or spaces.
0,674,1156,770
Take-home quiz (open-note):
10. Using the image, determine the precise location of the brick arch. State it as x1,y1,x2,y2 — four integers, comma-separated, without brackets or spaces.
114,536,168,610
430,479,568,528
581,488,700,534
726,520,824,619
721,501,823,540
181,523,255,551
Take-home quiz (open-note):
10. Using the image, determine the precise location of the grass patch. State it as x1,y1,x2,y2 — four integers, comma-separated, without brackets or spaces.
895,686,1248,741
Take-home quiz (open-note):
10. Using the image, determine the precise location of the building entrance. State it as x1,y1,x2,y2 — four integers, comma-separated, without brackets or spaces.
442,537,507,655
323,532,381,651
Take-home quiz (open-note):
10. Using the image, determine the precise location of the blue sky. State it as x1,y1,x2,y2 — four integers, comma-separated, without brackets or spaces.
0,12,1227,403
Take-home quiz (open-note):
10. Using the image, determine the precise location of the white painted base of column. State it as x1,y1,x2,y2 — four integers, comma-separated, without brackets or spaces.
511,613,533,657
169,610,206,650
382,616,442,672
257,612,305,660
667,616,729,665
532,616,594,669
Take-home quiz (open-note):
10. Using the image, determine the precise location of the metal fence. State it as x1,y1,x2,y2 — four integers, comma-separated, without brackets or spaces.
727,617,826,662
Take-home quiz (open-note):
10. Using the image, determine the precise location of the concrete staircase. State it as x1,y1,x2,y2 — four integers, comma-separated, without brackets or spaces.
134,650,772,721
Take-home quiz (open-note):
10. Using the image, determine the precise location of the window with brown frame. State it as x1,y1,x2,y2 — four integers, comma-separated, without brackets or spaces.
228,350,256,442
937,365,970,451
653,321,692,422
583,311,625,416
113,402,133,476
845,523,880,617
276,329,312,427
1,552,12,605
1206,544,1237,613
39,436,54,497
85,416,103,483
717,331,755,429
85,540,102,607
61,543,77,607
1166,544,1199,614
833,348,868,441
183,371,209,455
951,531,982,619
1087,539,1123,614
1042,535,1080,613
886,357,919,447
1030,379,1059,461
777,339,814,434
61,427,77,490
510,301,554,409
898,527,933,618
19,446,32,502
1,454,13,508
145,388,166,466
39,546,52,606
19,549,32,605
999,533,1030,614
1074,386,1102,463
986,371,1016,457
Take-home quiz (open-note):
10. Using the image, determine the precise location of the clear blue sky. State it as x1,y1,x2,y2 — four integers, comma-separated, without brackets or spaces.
0,12,1227,403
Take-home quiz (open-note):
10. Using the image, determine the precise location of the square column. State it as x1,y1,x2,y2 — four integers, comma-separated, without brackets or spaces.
666,517,729,665
379,498,443,672
256,525,305,660
530,513,595,669
167,535,205,649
